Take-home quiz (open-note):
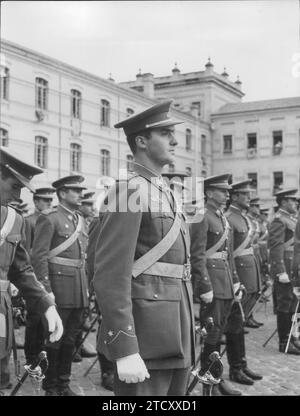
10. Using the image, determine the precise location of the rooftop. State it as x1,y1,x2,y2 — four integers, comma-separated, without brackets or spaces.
213,96,300,116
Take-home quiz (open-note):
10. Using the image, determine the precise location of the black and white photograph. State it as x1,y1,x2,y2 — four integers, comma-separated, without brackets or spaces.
0,0,300,398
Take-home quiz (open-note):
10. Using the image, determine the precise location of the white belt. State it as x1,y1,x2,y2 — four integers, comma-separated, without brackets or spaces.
142,262,191,281
237,247,254,257
284,247,294,253
48,256,85,268
208,251,228,260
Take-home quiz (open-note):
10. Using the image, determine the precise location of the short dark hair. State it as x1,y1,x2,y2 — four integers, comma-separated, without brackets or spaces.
126,129,151,154
56,187,68,201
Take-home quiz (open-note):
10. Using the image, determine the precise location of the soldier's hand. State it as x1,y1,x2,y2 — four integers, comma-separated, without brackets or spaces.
48,292,55,302
293,286,300,299
200,290,213,304
116,353,150,383
44,306,63,342
10,283,19,297
278,272,290,284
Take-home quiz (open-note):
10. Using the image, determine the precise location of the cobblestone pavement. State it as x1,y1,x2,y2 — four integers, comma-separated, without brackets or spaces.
6,299,300,396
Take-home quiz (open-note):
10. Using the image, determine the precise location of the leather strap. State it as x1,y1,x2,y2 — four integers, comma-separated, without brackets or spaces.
233,215,255,258
48,256,84,268
48,214,83,259
132,193,182,279
0,207,16,247
205,216,230,258
143,262,191,280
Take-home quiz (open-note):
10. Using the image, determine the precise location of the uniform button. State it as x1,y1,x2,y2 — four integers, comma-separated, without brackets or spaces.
127,325,132,331
108,331,114,337
65,224,69,228
153,294,158,299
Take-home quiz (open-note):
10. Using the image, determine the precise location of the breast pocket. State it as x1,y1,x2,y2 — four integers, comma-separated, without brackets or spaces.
131,279,184,360
49,264,76,307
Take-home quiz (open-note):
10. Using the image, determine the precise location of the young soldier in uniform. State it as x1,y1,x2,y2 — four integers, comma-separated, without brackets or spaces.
93,100,195,396
225,180,263,385
0,147,62,394
31,175,90,395
190,174,242,396
23,187,55,365
72,191,97,363
269,189,300,355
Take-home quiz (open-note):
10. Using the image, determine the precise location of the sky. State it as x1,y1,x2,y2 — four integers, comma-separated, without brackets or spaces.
1,0,300,101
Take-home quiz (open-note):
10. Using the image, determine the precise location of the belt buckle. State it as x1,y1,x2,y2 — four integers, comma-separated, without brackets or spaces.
222,251,227,260
183,263,191,281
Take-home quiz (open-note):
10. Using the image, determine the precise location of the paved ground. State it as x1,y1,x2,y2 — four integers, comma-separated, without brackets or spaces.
5,299,300,396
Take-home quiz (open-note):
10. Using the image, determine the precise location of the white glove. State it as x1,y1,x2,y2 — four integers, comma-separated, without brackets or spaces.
44,305,63,343
293,287,300,299
48,292,55,302
116,353,150,383
233,282,240,295
278,272,290,284
10,283,19,297
200,290,213,304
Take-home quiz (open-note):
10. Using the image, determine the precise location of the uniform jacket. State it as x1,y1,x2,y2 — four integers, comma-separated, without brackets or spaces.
86,216,102,286
24,210,40,254
257,218,269,267
225,205,261,293
292,214,300,287
0,206,54,358
269,209,297,279
93,166,195,370
31,204,89,309
190,201,239,300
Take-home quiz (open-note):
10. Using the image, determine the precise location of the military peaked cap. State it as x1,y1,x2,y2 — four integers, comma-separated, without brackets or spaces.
274,189,299,199
204,173,232,190
114,100,183,136
0,147,43,192
34,187,55,199
52,175,87,190
230,180,253,193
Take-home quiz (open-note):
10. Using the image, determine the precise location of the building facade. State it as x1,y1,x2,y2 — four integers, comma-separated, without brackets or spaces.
211,98,300,206
0,39,209,207
1,39,300,210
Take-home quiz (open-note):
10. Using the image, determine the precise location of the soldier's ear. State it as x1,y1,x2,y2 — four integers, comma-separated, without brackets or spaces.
135,135,148,150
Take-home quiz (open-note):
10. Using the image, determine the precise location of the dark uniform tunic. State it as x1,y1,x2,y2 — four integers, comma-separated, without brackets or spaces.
31,204,89,391
225,205,261,334
0,206,54,388
292,213,300,288
24,210,40,254
190,201,239,346
93,167,195,395
269,209,298,313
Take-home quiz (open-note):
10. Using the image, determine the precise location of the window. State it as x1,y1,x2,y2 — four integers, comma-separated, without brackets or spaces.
247,133,257,149
34,136,48,168
35,78,48,110
101,99,110,127
126,108,134,117
71,89,81,119
0,128,9,147
185,128,192,151
201,134,206,155
273,171,283,195
186,166,192,176
223,135,232,154
126,154,134,172
169,163,175,173
0,67,9,100
70,143,81,172
100,149,110,176
248,172,257,190
192,101,201,117
273,130,283,155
